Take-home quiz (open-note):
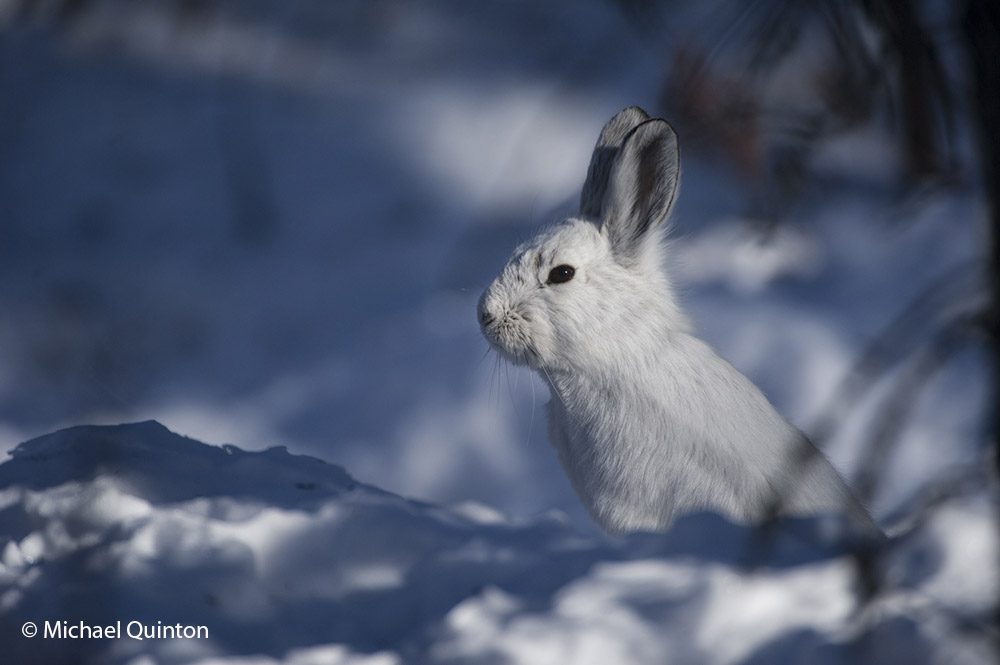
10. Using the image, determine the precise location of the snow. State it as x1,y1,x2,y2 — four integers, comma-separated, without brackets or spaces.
0,421,995,665
1,0,997,662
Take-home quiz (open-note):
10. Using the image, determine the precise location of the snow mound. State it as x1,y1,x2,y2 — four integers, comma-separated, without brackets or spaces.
0,422,995,665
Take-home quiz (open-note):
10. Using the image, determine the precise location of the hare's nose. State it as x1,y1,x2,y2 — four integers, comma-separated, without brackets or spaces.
478,308,495,328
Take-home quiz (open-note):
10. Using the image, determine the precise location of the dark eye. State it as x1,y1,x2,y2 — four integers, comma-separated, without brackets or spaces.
547,264,575,285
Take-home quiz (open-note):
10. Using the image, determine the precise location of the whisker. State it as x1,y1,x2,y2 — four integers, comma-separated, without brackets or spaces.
478,345,493,366
505,359,523,427
540,364,570,413
495,354,504,415
527,370,536,446
488,350,499,420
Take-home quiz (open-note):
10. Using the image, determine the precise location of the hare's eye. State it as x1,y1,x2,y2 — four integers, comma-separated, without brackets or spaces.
547,264,575,285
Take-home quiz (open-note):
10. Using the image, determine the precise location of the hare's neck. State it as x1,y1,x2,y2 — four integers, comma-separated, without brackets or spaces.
541,338,665,415
630,278,692,340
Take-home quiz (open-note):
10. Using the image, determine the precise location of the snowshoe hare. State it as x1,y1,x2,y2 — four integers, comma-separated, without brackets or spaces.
478,106,878,536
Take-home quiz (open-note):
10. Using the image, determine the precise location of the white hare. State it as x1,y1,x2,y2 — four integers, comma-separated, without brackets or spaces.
478,106,879,536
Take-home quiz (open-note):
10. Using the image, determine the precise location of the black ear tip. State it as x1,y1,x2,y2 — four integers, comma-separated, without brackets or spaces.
601,107,651,136
637,116,676,133
623,118,680,155
611,106,650,126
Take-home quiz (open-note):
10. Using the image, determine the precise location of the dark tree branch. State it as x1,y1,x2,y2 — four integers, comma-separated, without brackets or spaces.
961,0,1000,637
962,0,1000,480
862,0,951,178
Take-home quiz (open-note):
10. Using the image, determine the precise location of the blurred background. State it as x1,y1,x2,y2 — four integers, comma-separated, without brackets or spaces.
0,0,995,533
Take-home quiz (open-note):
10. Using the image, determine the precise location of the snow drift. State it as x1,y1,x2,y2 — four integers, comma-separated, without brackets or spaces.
0,421,995,665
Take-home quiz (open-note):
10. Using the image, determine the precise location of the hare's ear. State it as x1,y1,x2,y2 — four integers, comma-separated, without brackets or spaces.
601,118,679,264
579,107,650,220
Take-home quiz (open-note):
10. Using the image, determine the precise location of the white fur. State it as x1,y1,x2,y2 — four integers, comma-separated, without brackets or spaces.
478,107,879,536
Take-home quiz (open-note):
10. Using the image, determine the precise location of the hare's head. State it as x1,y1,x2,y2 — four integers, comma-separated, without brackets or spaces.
478,107,688,372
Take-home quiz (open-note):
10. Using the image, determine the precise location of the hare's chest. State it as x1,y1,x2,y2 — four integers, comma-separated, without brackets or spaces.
545,388,694,529
545,371,772,531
